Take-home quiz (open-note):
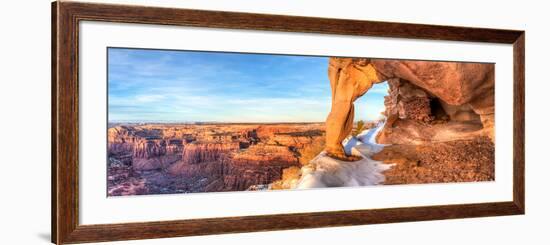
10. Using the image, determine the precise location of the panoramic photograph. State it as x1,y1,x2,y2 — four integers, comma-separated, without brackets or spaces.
107,47,495,196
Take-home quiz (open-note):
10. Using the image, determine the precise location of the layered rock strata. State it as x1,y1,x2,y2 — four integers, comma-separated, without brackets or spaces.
107,124,322,195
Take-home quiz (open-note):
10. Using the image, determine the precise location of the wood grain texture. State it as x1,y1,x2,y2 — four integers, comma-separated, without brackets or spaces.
53,1,80,244
51,1,58,243
64,202,521,244
59,1,523,43
513,33,525,213
51,1,525,244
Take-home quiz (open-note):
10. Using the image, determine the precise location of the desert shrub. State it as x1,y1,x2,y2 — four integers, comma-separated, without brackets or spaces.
270,166,302,190
352,120,366,136
270,180,284,190
282,166,301,179
298,137,326,165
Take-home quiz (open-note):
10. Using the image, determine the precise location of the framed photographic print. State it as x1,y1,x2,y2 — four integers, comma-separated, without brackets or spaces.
52,1,525,244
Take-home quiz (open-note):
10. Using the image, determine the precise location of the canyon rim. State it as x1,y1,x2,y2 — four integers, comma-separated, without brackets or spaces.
107,48,495,196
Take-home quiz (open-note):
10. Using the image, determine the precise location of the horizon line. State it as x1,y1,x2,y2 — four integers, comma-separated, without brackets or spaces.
108,120,380,124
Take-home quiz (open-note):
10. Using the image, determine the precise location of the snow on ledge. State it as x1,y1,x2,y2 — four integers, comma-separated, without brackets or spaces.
295,122,394,189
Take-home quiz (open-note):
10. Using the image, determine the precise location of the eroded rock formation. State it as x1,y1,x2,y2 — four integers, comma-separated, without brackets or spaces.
325,57,495,156
107,124,322,195
180,143,240,165
325,58,384,160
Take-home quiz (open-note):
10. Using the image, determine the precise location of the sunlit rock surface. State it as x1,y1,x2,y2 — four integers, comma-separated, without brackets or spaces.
324,57,495,159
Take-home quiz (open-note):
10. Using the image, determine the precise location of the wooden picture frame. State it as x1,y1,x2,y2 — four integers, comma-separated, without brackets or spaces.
52,1,525,244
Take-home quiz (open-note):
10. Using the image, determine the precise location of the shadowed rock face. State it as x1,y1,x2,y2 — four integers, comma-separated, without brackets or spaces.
179,143,240,165
206,144,300,192
108,127,184,171
325,57,494,155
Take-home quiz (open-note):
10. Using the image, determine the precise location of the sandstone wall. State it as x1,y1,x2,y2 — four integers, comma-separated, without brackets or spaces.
326,57,495,146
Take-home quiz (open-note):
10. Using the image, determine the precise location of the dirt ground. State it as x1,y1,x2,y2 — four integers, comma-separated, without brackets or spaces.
372,136,495,184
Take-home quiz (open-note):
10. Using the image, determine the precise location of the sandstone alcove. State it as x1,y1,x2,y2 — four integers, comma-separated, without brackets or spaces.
324,57,495,158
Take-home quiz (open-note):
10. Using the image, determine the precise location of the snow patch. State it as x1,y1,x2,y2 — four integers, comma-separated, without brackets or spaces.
295,152,393,189
295,121,394,189
345,120,388,157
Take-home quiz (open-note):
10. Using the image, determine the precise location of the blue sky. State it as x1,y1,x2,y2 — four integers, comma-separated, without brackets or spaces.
108,48,388,123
